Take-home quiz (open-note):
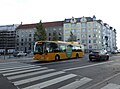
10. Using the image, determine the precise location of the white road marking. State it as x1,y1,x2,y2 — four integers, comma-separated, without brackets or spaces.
7,69,55,80
63,61,113,71
0,62,18,65
101,83,120,89
14,71,65,85
58,77,92,89
0,65,36,71
0,66,41,73
0,62,31,68
3,67,47,76
22,74,77,89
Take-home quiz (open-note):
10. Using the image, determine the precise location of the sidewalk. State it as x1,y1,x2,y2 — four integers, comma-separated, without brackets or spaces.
0,55,34,63
0,74,18,89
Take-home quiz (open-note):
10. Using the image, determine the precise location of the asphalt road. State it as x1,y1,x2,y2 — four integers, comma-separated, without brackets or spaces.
0,54,120,89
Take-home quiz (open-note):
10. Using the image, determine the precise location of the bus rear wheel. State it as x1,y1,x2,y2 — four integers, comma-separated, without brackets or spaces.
55,55,60,61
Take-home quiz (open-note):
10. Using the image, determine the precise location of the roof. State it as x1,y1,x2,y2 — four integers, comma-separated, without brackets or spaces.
16,21,64,29
64,17,94,23
16,23,37,29
43,21,63,28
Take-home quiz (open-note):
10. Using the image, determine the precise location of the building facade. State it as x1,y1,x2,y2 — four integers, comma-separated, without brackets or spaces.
0,16,116,53
0,24,18,54
16,21,63,52
63,16,117,52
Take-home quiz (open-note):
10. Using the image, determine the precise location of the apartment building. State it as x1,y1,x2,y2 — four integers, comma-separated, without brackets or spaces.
0,24,18,54
63,16,117,52
16,21,63,52
0,16,116,53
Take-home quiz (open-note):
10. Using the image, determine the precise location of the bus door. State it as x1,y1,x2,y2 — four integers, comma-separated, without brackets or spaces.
45,42,59,60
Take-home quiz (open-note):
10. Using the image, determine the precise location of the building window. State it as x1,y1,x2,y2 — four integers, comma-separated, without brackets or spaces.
76,24,80,28
29,38,31,41
59,37,62,41
89,40,91,43
89,45,92,48
81,23,86,28
25,38,27,42
21,43,23,46
72,24,75,27
81,34,86,38
93,34,97,37
88,29,91,32
17,43,19,45
53,28,56,31
49,33,51,36
59,32,62,36
82,40,85,43
88,23,91,27
17,35,19,37
59,28,61,30
93,22,97,27
82,29,86,32
21,39,23,41
89,35,91,38
17,39,19,42
29,34,31,37
93,28,97,32
93,39,97,43
17,47,19,50
29,43,31,50
65,24,69,28
49,37,51,41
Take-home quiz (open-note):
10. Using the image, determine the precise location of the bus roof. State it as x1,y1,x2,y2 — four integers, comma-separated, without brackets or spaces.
36,41,81,45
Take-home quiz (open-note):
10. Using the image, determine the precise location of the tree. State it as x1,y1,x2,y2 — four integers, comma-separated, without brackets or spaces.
34,20,46,41
67,31,77,41
52,31,59,41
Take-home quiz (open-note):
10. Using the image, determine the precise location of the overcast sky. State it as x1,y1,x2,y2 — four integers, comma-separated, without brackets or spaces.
0,0,120,49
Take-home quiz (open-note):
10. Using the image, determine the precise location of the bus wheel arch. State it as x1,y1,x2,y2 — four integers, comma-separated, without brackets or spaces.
55,54,60,61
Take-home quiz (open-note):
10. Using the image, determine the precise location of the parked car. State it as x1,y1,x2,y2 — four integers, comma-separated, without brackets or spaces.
89,50,109,61
111,50,118,54
13,51,27,57
13,51,19,57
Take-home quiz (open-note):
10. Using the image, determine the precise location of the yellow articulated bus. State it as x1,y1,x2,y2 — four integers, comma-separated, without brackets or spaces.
33,41,84,61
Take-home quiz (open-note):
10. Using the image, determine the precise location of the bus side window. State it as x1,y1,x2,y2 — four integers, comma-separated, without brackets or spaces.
38,48,40,52
60,44,66,52
49,43,58,52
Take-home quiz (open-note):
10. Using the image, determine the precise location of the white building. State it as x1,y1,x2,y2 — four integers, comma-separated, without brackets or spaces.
63,16,117,52
16,21,63,52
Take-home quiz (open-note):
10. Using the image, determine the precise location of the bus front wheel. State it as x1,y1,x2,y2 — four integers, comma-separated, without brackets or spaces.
55,55,60,61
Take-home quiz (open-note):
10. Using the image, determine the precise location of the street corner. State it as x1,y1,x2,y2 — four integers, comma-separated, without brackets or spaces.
0,74,18,89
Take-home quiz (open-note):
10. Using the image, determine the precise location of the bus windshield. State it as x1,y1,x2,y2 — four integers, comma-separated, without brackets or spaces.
34,44,44,54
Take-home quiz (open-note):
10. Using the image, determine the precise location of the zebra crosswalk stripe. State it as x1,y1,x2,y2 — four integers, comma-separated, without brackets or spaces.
0,62,31,67
7,69,55,80
0,65,41,73
22,74,77,89
1,63,93,89
13,71,65,85
58,77,92,89
3,67,48,76
101,83,120,89
0,64,37,71
0,62,18,65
